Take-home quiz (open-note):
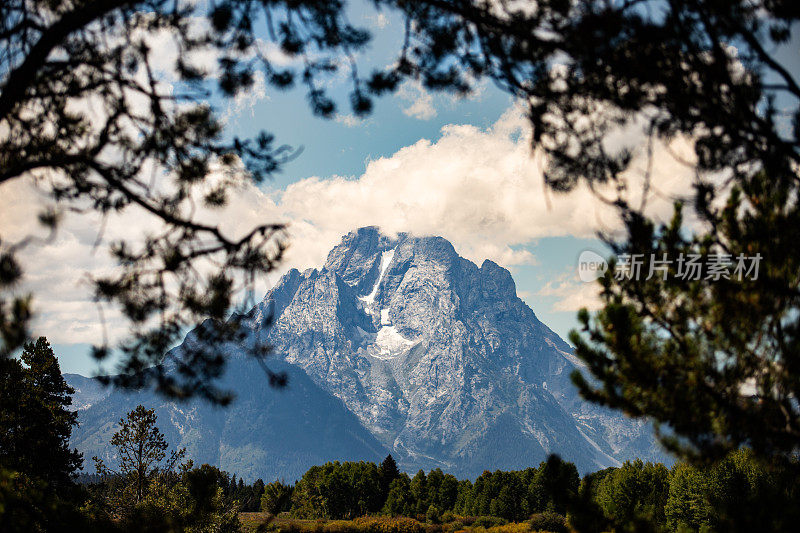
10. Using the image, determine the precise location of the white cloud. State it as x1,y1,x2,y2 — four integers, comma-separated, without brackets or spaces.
1,106,699,346
335,113,369,128
1,165,283,345
398,81,437,120
277,107,697,267
537,274,604,312
255,39,303,68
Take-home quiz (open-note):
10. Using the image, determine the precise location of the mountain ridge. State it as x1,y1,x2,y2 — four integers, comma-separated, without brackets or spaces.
69,227,670,480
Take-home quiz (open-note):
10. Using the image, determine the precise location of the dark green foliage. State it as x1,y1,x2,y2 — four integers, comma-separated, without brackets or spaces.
86,410,241,532
17,421,800,533
100,463,241,533
80,449,800,532
225,474,266,512
383,474,414,517
593,460,670,531
0,339,96,531
5,403,793,533
249,479,266,512
403,468,462,519
425,504,441,524
530,456,579,516
0,337,81,489
165,463,265,512
664,450,800,533
292,461,383,519
379,455,401,501
550,449,800,533
262,479,294,515
410,470,428,517
466,470,527,520
179,465,242,532
0,467,93,533
567,468,615,533
664,463,710,532
571,168,800,462
285,454,584,525
453,457,578,521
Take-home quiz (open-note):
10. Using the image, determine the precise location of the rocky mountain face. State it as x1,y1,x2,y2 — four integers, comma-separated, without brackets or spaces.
69,227,669,480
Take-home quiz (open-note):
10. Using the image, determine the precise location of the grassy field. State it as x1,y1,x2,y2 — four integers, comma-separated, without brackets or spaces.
237,514,568,533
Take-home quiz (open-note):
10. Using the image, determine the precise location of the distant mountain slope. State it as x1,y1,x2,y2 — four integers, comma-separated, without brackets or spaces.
69,227,670,480
65,373,111,411
67,358,388,481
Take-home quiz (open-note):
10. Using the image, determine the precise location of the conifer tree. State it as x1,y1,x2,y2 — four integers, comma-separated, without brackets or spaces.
379,455,400,500
94,405,185,503
0,337,81,489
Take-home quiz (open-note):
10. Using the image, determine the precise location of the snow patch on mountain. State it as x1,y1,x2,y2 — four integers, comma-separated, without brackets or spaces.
360,247,395,306
373,326,417,359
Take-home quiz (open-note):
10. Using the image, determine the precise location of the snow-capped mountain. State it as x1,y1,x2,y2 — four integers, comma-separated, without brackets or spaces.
69,227,669,480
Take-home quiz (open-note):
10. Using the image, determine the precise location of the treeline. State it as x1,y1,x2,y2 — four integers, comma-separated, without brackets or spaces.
272,455,577,522
82,465,265,512
582,454,800,532
177,468,266,513
261,453,800,533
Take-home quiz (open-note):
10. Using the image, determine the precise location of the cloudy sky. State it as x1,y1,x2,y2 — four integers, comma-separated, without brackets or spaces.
3,2,707,375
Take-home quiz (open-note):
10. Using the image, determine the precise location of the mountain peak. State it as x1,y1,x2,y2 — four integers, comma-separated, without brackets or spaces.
260,228,667,474
480,258,517,299
70,227,669,481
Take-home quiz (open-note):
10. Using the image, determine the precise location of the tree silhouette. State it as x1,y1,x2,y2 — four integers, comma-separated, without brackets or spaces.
261,479,294,515
378,454,400,500
0,337,81,489
94,405,185,503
